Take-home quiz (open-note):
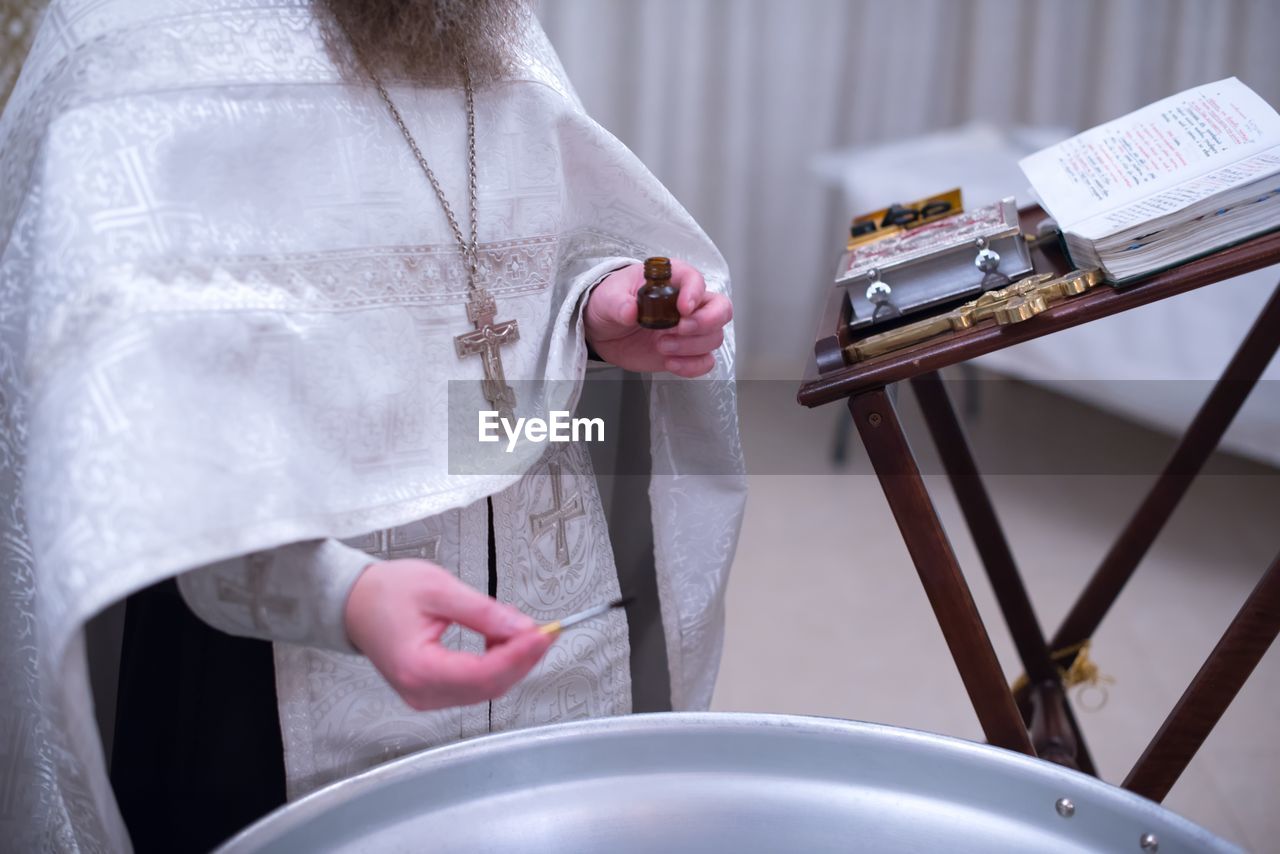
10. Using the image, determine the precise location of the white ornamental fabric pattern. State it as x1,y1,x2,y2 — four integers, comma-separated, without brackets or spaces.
177,539,372,655
0,1,747,851
274,503,489,801
271,441,632,800
492,442,631,735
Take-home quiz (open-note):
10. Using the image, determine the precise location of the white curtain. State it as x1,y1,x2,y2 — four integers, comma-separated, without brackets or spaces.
537,0,1280,377
1,1,43,107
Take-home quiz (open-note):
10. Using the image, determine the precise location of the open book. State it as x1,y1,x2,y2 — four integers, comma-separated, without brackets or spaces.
1020,78,1280,283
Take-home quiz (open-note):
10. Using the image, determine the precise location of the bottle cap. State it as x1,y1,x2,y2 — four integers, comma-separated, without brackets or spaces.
643,257,672,281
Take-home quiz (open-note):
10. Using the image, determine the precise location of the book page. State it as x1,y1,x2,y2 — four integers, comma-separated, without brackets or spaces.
1019,78,1280,234
1070,146,1280,240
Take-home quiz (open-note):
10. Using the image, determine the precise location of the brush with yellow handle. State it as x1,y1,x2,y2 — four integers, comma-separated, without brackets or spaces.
539,597,633,636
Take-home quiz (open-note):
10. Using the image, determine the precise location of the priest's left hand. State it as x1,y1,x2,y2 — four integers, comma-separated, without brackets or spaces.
584,259,732,378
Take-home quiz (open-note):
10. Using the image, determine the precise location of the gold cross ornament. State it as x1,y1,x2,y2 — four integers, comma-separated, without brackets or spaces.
845,268,1102,363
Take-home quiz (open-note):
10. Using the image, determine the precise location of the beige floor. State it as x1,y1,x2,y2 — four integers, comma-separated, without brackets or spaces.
711,373,1280,852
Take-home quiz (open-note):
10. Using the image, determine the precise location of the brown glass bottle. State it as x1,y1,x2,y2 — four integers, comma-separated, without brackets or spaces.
636,256,680,329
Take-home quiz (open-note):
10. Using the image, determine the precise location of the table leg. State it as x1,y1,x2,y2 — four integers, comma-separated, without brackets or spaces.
1050,283,1280,657
1123,550,1280,802
849,388,1034,755
911,371,1096,774
910,372,1057,685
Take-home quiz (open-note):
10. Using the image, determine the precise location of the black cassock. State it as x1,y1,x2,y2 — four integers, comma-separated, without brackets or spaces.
110,576,287,853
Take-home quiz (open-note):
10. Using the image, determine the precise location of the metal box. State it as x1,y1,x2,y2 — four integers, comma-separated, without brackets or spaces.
836,197,1032,331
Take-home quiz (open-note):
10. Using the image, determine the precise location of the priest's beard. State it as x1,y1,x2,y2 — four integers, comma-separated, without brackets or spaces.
320,0,528,86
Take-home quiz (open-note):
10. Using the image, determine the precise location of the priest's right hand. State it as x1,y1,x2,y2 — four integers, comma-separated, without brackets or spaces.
343,559,553,711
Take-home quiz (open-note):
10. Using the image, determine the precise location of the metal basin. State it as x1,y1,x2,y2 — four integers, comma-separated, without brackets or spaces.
218,713,1236,853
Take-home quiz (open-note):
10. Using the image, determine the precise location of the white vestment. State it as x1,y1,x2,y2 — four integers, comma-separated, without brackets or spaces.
177,438,635,800
0,1,747,851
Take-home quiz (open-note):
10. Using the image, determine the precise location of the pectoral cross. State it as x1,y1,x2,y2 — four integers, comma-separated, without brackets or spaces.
215,556,298,631
455,288,520,422
530,461,586,567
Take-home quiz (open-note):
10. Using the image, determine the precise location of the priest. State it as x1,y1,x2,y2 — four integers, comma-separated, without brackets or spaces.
0,0,747,851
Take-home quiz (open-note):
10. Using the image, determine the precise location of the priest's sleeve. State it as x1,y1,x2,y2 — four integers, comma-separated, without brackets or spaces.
176,539,372,654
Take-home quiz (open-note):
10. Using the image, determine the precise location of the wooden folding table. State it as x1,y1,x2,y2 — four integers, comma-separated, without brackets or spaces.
796,209,1280,801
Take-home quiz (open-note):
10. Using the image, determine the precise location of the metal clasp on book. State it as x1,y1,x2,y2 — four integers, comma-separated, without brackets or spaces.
974,237,1001,272
865,268,901,323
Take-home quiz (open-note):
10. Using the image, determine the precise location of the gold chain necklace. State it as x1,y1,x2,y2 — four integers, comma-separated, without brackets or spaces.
366,61,521,421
